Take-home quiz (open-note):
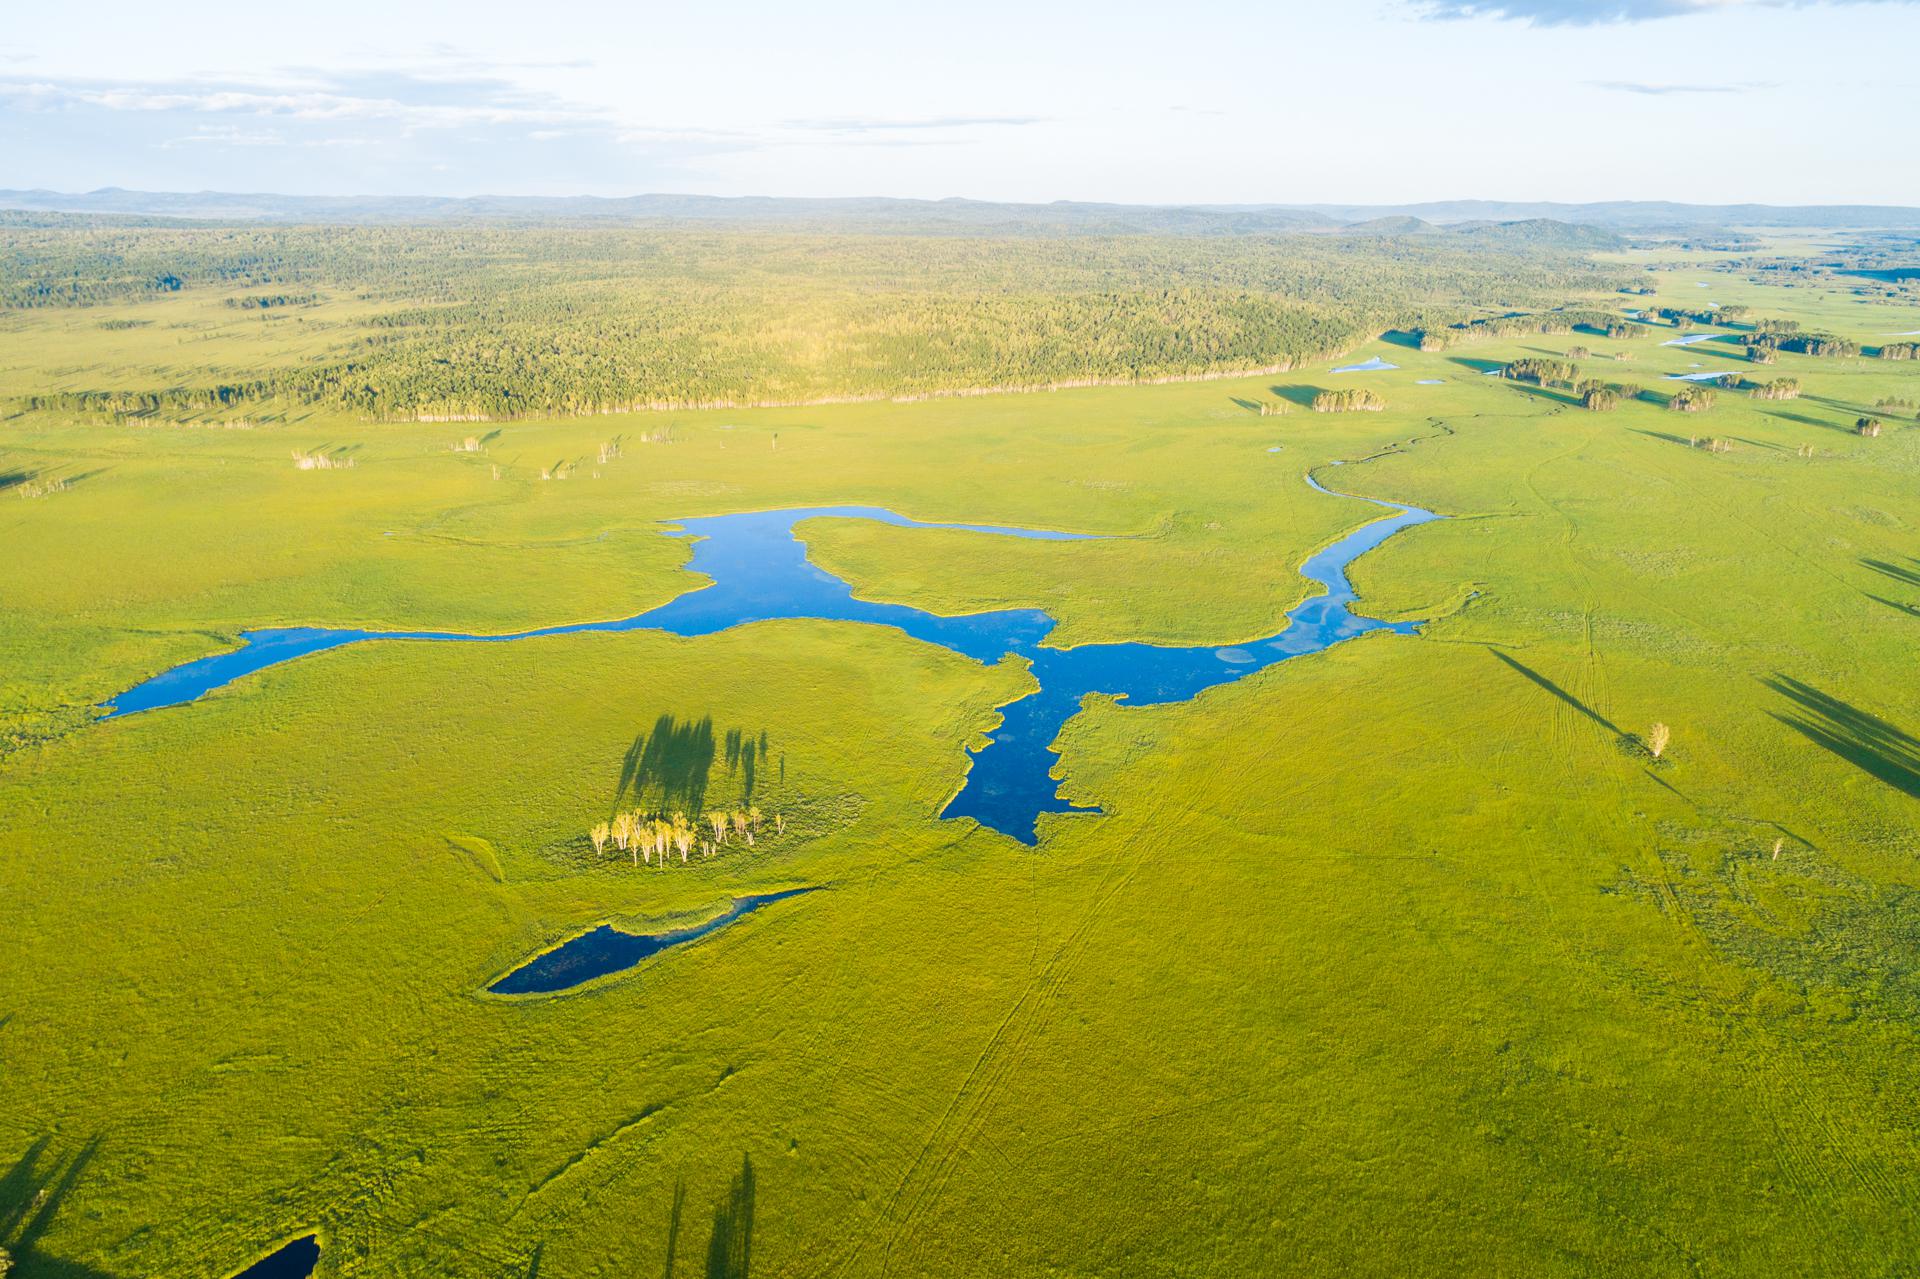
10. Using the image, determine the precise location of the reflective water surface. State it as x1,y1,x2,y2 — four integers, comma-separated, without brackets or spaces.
106,482,1440,842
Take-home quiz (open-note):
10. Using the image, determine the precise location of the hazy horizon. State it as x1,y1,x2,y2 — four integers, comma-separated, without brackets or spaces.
8,187,1920,212
5,0,1918,207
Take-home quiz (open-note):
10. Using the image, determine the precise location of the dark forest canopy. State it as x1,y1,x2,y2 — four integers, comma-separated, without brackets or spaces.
4,221,1630,420
1754,332,1862,358
1416,309,1620,351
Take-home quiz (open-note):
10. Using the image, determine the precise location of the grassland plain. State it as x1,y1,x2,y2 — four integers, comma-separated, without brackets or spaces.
2,254,1920,1277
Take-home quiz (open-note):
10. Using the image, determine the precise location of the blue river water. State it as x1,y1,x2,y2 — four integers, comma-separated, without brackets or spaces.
104,480,1440,843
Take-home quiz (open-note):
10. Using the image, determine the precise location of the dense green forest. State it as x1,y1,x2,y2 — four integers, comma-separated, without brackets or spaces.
3,220,1630,419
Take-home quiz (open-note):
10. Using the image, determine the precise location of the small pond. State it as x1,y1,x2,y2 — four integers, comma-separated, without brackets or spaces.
233,1235,319,1279
491,889,818,994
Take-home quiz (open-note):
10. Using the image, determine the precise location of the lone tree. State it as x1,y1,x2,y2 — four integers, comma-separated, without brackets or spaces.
1648,723,1671,759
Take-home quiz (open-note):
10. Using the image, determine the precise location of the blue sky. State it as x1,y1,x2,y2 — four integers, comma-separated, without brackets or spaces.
3,0,1915,203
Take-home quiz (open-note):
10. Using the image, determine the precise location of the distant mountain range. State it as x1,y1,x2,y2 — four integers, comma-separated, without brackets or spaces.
1219,200,1920,231
2,188,1916,234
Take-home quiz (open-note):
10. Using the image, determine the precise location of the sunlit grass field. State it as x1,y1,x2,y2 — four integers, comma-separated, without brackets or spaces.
3,252,1920,1276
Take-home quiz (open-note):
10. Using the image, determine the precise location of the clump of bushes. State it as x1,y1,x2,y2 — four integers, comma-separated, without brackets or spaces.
292,448,355,470
11,475,69,498
1504,358,1579,387
1749,378,1800,401
1749,332,1860,358
1312,388,1385,413
1669,387,1717,413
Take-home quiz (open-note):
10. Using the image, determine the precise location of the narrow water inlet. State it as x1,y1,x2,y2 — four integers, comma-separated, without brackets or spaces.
490,888,819,995
232,1234,320,1279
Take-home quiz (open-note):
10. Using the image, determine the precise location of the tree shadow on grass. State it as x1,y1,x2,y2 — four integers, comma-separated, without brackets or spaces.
1500,382,1580,407
1488,648,1624,736
659,1181,686,1279
704,1155,755,1279
0,466,109,496
1267,384,1322,410
723,729,768,804
660,1160,754,1279
1630,428,1702,449
1761,409,1851,435
1866,594,1920,619
2,1136,116,1278
1446,356,1505,375
617,715,717,815
1864,557,1920,591
1805,392,1883,417
1766,675,1920,800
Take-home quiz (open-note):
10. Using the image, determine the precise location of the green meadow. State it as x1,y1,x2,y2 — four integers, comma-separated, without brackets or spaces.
4,242,1920,1277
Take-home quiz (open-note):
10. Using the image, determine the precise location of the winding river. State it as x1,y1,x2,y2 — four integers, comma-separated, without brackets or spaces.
105,473,1440,843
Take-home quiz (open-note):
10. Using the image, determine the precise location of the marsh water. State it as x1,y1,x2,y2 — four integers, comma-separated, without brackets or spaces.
106,479,1440,843
490,888,818,994
233,1235,319,1279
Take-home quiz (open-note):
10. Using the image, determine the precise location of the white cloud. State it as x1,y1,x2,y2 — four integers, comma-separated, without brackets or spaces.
159,123,287,148
0,71,610,135
1590,79,1777,93
782,115,1048,134
1414,0,1915,24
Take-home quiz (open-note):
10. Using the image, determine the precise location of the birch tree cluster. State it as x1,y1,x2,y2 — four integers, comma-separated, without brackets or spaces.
589,806,783,868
